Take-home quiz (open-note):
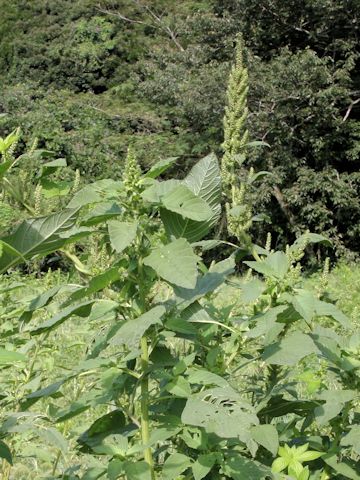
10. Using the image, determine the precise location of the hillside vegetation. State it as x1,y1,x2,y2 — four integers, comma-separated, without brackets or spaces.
0,0,360,254
0,2,360,480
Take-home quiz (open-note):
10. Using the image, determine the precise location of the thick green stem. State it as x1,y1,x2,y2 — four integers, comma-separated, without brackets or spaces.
138,254,155,479
140,335,154,478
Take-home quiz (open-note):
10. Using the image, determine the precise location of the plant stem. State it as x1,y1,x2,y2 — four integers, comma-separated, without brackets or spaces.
137,250,155,478
52,450,61,476
140,335,154,478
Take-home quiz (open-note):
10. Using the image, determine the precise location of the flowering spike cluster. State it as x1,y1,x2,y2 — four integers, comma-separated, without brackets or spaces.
122,146,143,212
29,137,38,156
72,169,81,193
222,37,249,191
222,36,253,242
34,184,42,216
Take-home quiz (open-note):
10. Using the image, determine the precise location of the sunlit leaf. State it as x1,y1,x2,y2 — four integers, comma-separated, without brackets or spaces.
144,238,199,289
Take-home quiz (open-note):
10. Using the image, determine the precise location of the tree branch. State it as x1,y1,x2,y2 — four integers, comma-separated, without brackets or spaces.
342,97,360,122
98,1,184,52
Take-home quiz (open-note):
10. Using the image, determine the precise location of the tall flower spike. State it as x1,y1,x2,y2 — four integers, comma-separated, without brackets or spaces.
222,35,252,242
34,184,42,216
72,169,81,194
122,145,143,214
222,35,249,200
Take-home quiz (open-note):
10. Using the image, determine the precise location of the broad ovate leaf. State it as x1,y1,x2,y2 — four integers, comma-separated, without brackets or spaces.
161,153,221,242
162,453,192,480
108,220,137,253
251,424,279,456
144,238,199,289
82,202,122,226
340,425,360,455
222,453,271,480
0,209,80,273
110,305,166,348
192,453,218,480
245,251,289,280
0,440,12,465
143,157,177,179
262,332,319,365
161,184,213,221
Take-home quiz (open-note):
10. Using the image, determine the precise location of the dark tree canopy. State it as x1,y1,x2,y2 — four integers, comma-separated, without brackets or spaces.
0,0,359,256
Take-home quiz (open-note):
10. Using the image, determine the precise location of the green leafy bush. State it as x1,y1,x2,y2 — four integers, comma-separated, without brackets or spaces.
1,144,359,479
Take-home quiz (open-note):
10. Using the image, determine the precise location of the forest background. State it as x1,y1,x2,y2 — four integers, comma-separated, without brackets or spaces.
1,0,360,258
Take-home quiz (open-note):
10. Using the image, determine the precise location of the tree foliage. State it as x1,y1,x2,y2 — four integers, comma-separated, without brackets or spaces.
0,0,360,255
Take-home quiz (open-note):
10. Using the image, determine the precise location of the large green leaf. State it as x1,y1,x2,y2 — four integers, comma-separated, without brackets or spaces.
40,178,71,198
314,299,350,328
124,461,152,480
222,453,271,480
184,153,221,211
0,440,12,465
174,256,235,309
144,238,199,289
314,390,356,426
108,220,138,253
192,453,218,480
246,305,287,340
68,179,123,208
161,153,221,242
323,453,360,480
78,410,129,452
142,179,180,203
250,424,279,456
182,389,258,443
258,396,318,419
31,300,95,335
162,453,192,480
62,267,121,306
39,157,67,178
290,232,331,251
291,290,317,323
165,376,192,397
341,425,360,455
0,348,26,365
161,184,213,221
110,305,166,348
19,285,63,323
0,160,13,180
82,202,122,226
245,251,289,280
0,209,80,273
262,332,319,365
143,157,177,179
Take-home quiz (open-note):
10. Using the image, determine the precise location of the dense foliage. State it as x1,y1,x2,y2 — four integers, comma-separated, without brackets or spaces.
0,0,360,255
0,4,360,479
1,36,360,476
